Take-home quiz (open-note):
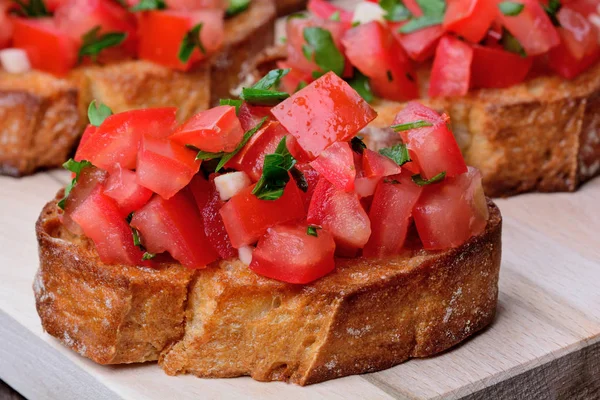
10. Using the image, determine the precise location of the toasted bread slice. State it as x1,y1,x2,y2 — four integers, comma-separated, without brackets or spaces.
250,46,600,197
35,194,501,384
274,0,307,16
0,0,276,177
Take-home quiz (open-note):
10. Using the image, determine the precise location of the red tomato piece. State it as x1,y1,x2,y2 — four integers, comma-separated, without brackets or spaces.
250,224,336,284
548,34,600,79
277,60,314,95
220,183,306,248
443,0,497,43
309,141,355,192
353,152,380,198
137,10,224,71
429,35,474,98
307,0,353,25
497,0,560,56
393,102,467,179
188,175,237,259
75,108,178,171
12,18,77,76
131,190,219,268
75,125,96,158
71,185,146,265
413,167,489,250
343,21,418,102
225,121,287,181
471,45,533,89
363,171,423,258
271,72,377,160
62,166,108,235
103,166,153,217
362,149,401,178
295,162,321,209
136,135,200,199
403,0,422,15
0,1,12,49
391,23,444,63
307,177,371,256
170,105,243,153
564,0,600,18
237,102,272,131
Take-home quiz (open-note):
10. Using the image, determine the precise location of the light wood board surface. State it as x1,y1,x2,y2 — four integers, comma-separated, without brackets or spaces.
1,169,599,400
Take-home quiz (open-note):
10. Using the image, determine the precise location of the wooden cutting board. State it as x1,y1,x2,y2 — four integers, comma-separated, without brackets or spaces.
1,169,599,400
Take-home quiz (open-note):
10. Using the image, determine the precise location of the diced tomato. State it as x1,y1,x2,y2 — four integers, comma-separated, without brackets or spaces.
497,0,560,56
413,167,488,250
309,142,355,192
62,166,108,235
12,18,77,76
362,149,401,178
170,105,243,153
220,182,306,248
137,10,224,71
277,60,314,95
0,1,12,49
76,125,96,157
136,135,200,199
75,108,178,171
393,102,467,179
429,35,473,98
548,8,600,79
225,121,287,181
54,0,137,56
271,72,377,160
164,0,226,10
131,190,219,268
565,0,600,18
353,152,380,198
71,185,146,265
307,177,371,256
295,162,321,209
307,0,353,25
343,21,418,102
443,0,497,43
188,175,237,259
250,224,336,284
471,45,533,89
103,166,153,216
363,171,422,258
391,23,444,63
237,102,272,131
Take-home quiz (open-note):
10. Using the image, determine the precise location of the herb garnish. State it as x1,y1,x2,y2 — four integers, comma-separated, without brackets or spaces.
130,0,165,11
307,225,322,237
347,70,374,103
78,26,127,63
127,212,156,261
391,120,433,131
498,1,524,16
11,0,50,18
240,68,291,106
226,0,250,17
295,81,308,92
219,99,243,113
302,27,345,78
398,0,446,34
379,143,411,166
350,136,367,154
544,0,562,26
379,0,412,22
57,159,93,210
252,136,297,200
412,171,446,186
501,28,526,56
329,10,341,21
178,23,205,63
88,100,113,127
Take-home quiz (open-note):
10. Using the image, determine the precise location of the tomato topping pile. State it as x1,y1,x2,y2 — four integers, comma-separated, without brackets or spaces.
0,0,237,75
60,70,489,285
279,0,600,101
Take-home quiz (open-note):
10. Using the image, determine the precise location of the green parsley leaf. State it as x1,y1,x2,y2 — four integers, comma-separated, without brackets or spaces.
399,0,446,34
132,227,142,247
391,120,433,131
379,143,411,166
178,23,205,63
287,12,307,20
252,136,297,200
544,0,562,26
219,99,243,114
383,178,401,184
240,69,291,106
290,166,308,192
295,80,308,92
78,26,127,63
226,0,250,17
379,0,412,22
142,252,156,260
330,10,341,21
57,159,93,210
347,70,374,103
412,171,446,186
11,0,50,18
251,68,291,90
303,27,345,76
350,136,367,154
501,28,526,56
307,225,322,237
498,1,524,16
88,100,113,127
130,0,165,11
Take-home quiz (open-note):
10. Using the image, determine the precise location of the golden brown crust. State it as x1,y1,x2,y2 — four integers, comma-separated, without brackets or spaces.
35,194,501,384
0,0,276,177
274,0,307,16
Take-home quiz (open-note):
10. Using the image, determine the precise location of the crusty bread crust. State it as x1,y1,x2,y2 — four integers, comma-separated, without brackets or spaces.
0,0,276,177
274,0,307,16
34,195,501,384
250,46,600,197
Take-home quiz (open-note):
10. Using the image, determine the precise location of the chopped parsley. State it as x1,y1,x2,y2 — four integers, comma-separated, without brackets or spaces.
240,68,290,105
78,26,127,63
544,0,562,26
57,159,93,210
379,0,412,22
498,1,524,16
302,27,345,78
252,136,297,200
226,0,250,17
347,70,374,103
398,0,446,34
412,171,446,186
219,98,243,113
379,143,411,166
501,28,526,56
127,212,156,261
87,100,113,127
11,0,50,18
391,120,433,131
329,10,341,21
130,0,166,11
178,23,205,63
307,225,322,237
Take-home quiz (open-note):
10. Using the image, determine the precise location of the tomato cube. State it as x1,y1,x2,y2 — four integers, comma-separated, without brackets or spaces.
103,166,153,216
362,149,401,178
136,135,200,199
309,142,355,192
307,0,353,25
307,177,371,256
471,45,533,89
271,72,377,160
429,35,473,98
277,61,314,95
250,224,336,284
391,23,444,63
363,171,422,258
71,185,146,265
393,102,467,179
220,183,306,248
62,166,108,235
443,0,497,43
295,162,321,209
413,167,489,250
12,18,77,76
0,2,12,49
237,103,272,131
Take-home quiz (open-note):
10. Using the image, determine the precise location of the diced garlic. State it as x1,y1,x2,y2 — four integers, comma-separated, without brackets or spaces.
238,245,254,266
214,171,252,201
0,48,31,74
352,2,386,25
